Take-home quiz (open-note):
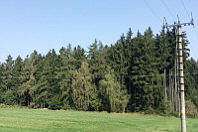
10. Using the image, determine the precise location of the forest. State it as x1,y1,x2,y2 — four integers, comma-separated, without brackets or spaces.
0,27,198,116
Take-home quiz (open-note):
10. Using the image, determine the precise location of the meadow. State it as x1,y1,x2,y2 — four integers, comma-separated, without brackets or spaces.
0,108,197,132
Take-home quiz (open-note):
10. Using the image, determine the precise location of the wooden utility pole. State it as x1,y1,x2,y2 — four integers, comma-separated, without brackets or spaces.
177,23,186,132
174,36,178,112
164,15,194,132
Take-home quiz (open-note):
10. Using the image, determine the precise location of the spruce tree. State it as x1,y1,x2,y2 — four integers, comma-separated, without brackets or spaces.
99,69,129,112
57,45,75,109
71,61,98,110
130,28,162,111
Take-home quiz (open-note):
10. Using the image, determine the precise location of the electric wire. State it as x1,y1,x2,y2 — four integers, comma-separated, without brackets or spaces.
143,0,162,24
178,0,198,48
178,0,198,61
160,0,176,20
180,0,191,20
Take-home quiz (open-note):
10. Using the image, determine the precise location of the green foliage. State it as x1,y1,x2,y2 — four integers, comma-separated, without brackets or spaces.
0,103,18,109
3,90,17,105
71,61,99,111
130,28,162,111
48,95,62,110
99,70,129,112
57,46,75,109
185,58,198,108
0,27,197,115
159,100,174,115
185,100,198,118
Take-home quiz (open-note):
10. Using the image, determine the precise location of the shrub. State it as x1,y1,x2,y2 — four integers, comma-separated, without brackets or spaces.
3,90,17,105
48,96,62,110
0,103,18,109
185,100,198,118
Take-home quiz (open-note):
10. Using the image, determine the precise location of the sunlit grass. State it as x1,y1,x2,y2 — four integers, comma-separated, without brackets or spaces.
0,108,197,132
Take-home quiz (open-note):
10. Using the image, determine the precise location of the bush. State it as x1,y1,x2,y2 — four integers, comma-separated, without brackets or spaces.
3,90,17,105
48,96,62,110
144,106,155,114
185,100,198,118
0,96,3,103
0,103,18,109
158,100,174,115
0,103,9,108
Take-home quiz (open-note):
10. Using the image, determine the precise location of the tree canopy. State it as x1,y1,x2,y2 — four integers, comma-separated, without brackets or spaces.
0,27,197,116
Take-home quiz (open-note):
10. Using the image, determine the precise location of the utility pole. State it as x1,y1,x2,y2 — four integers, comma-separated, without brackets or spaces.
175,41,178,112
164,15,194,132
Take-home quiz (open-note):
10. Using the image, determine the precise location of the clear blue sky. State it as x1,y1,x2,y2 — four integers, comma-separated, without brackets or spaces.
0,0,198,62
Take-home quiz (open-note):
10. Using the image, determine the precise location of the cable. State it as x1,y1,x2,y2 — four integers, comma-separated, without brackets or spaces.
179,1,198,60
180,0,191,20
143,0,162,23
160,0,176,20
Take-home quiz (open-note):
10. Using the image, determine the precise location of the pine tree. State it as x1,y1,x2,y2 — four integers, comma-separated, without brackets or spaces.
12,56,24,104
73,45,86,69
1,55,17,105
37,49,60,108
18,51,43,107
71,61,99,111
0,63,3,103
130,28,162,111
99,70,129,112
88,40,110,110
88,40,106,85
57,45,75,109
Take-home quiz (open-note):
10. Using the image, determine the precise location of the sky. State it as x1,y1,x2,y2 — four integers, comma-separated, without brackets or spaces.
0,0,198,62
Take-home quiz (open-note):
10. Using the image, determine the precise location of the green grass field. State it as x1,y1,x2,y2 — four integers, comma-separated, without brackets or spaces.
0,108,197,132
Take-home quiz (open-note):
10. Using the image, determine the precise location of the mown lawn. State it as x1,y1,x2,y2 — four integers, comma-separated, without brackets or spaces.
0,108,197,132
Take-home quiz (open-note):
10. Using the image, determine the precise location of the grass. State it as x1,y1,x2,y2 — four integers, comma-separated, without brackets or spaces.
0,108,197,132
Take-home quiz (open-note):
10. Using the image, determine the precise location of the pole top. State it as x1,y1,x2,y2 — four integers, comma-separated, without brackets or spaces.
164,14,194,29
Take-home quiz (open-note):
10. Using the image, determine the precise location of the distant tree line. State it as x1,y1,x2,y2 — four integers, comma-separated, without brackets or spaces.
0,27,198,115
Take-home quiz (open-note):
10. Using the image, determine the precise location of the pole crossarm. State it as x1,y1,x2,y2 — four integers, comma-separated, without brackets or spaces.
163,15,194,29
165,21,194,28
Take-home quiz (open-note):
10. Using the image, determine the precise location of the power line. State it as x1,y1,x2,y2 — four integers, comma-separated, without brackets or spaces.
179,0,198,54
160,0,176,20
143,0,162,23
180,0,191,19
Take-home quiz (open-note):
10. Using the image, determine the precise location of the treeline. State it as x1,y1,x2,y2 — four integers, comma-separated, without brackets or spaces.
0,27,198,115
